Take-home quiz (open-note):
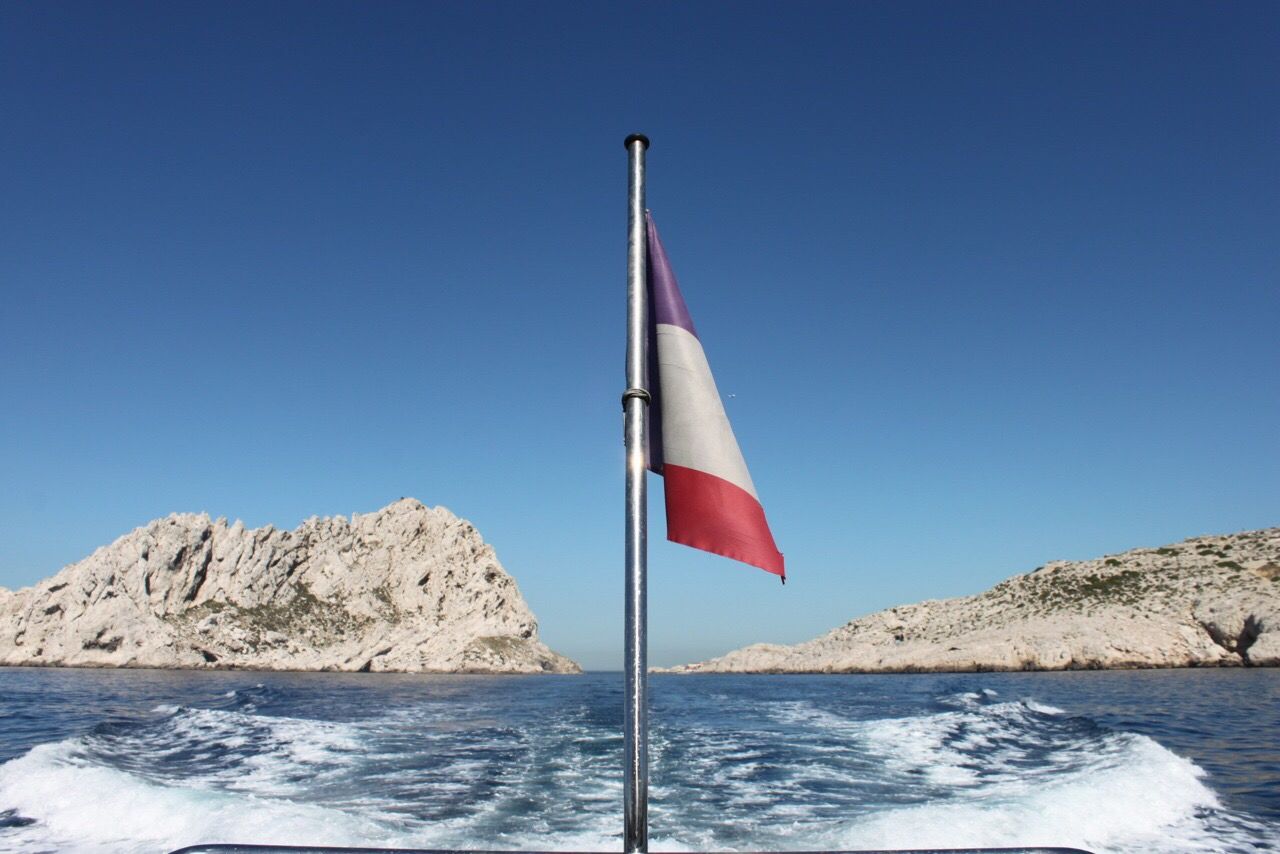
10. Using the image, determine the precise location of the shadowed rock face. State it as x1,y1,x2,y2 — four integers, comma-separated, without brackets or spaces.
667,528,1280,674
0,499,580,674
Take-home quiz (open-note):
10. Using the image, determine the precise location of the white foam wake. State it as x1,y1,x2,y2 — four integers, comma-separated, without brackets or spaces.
0,739,629,854
832,731,1232,853
1,688,1276,854
0,741,393,853
817,695,1274,854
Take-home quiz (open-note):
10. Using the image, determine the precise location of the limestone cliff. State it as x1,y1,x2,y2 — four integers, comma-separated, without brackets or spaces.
669,527,1280,673
0,499,580,674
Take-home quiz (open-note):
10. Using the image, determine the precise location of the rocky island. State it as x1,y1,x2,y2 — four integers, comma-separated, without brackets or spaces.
0,499,580,674
669,527,1280,673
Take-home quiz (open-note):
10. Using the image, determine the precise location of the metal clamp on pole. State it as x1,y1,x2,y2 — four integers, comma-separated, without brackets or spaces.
621,388,651,408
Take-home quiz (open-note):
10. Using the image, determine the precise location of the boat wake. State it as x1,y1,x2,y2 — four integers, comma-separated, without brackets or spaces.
0,682,1274,853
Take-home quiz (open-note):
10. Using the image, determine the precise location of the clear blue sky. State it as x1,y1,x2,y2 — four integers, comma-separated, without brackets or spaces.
1,2,1276,670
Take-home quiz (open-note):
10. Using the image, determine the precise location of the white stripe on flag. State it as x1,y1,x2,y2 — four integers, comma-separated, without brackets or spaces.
654,322,758,499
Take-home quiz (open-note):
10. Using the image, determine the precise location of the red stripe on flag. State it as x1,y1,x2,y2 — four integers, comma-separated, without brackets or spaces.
662,464,785,578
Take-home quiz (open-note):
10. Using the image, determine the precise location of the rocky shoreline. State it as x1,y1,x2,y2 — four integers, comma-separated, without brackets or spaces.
0,499,580,674
665,527,1280,674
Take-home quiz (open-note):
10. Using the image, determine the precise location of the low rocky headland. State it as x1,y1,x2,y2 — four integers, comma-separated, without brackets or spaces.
0,499,580,673
668,527,1280,673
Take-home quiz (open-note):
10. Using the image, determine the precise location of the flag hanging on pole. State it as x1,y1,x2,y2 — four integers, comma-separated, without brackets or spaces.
645,212,785,581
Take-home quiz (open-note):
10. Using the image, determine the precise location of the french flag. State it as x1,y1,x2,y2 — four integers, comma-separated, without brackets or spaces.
645,213,785,581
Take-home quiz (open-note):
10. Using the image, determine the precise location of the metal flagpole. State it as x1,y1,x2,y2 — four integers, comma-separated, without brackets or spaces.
622,132,650,854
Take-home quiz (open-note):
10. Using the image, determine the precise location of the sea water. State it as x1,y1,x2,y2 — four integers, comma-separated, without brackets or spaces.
0,668,1276,853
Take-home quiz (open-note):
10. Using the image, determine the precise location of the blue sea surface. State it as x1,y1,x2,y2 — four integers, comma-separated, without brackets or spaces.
0,668,1276,853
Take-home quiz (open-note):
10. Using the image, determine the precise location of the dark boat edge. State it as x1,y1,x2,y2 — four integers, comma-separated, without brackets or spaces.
170,847,1093,854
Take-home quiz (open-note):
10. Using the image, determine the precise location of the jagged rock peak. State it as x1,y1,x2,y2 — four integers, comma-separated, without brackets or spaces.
666,526,1280,674
0,499,581,674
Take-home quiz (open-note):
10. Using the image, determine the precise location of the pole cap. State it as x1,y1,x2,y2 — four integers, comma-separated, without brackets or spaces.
624,133,650,150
